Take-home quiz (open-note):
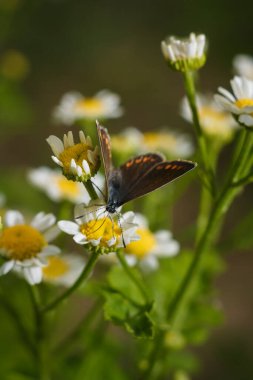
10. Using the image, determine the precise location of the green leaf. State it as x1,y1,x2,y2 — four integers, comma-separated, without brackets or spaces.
101,266,155,338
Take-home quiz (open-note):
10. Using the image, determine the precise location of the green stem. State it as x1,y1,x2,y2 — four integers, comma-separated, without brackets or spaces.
0,291,35,355
84,179,98,200
183,70,209,171
141,129,253,380
117,250,150,304
29,286,50,380
41,249,100,313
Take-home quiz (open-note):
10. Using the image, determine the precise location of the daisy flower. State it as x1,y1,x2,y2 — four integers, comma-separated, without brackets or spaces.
111,128,194,160
58,202,139,254
42,253,86,286
233,54,253,81
215,76,253,127
111,127,143,158
0,210,60,285
142,130,194,158
53,90,123,125
161,33,206,72
46,130,100,182
180,94,238,141
28,166,104,204
124,214,180,271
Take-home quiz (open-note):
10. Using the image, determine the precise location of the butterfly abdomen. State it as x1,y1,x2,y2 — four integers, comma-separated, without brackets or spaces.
106,170,123,213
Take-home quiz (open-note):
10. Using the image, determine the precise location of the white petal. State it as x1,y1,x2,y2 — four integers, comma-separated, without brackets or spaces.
79,130,86,144
24,266,43,285
124,255,137,266
73,233,88,244
46,135,64,157
43,225,60,242
0,260,15,275
82,160,90,174
58,220,79,235
31,212,56,231
76,165,83,177
140,256,159,272
217,87,235,102
5,210,24,226
238,114,253,127
51,156,63,167
40,245,61,256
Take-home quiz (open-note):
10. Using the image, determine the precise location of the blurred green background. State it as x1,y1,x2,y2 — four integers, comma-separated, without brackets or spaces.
1,0,253,379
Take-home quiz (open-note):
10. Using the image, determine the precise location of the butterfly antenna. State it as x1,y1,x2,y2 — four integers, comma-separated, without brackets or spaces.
75,205,106,220
86,215,107,237
116,211,126,248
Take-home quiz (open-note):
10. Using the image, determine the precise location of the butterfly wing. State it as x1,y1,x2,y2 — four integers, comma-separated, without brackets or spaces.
118,152,164,195
118,160,196,205
96,121,113,191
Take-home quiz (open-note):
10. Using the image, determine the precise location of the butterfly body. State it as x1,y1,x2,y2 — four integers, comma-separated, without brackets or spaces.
106,170,123,213
96,122,197,213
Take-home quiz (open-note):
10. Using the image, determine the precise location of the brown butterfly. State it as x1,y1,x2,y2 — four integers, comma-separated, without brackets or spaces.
96,121,197,214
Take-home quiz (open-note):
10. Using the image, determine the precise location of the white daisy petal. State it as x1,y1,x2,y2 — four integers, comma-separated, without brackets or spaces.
58,220,79,235
31,212,56,231
40,245,61,256
5,210,24,226
43,225,60,242
46,135,64,157
24,266,43,285
73,233,88,244
0,260,15,275
51,155,63,167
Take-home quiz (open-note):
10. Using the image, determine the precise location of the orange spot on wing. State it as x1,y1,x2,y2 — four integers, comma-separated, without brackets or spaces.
143,157,149,162
135,158,142,164
165,164,172,170
126,161,133,168
156,165,164,170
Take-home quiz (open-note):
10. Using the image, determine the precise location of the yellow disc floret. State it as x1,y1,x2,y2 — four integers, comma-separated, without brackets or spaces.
43,256,69,279
125,228,156,258
80,217,122,247
56,177,79,197
143,132,176,151
235,98,253,109
75,98,105,115
0,225,46,260
59,143,99,181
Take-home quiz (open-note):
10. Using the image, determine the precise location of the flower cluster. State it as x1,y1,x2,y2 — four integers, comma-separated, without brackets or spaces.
111,127,194,160
0,211,60,285
54,90,123,125
28,166,104,204
47,131,100,182
181,94,238,141
161,33,206,72
215,76,253,127
58,202,140,254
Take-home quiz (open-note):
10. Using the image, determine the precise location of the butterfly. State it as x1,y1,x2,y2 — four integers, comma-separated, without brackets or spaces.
96,121,197,214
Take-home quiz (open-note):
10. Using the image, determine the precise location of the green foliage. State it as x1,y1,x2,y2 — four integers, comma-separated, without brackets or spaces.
102,266,155,338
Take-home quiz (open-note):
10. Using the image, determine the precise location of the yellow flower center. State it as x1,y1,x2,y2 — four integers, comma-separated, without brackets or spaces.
143,133,176,151
80,217,121,247
43,256,69,279
59,143,91,173
0,225,46,260
199,106,228,122
235,98,253,108
75,98,104,115
55,177,79,197
125,228,156,258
